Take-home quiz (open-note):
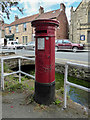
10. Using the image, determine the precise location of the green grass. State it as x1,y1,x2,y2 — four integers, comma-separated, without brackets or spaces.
54,98,61,105
55,71,90,90
4,75,26,92
55,72,64,90
68,76,90,88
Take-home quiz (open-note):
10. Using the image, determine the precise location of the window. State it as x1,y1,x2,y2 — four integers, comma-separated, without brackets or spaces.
88,11,90,23
58,40,62,44
22,36,24,44
23,23,27,31
4,29,6,34
63,40,71,44
87,31,90,43
16,25,18,32
9,27,11,33
22,36,28,44
25,36,28,44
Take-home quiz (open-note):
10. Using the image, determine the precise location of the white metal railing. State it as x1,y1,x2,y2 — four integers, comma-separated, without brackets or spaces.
1,56,90,108
0,45,3,54
0,56,35,90
64,62,90,108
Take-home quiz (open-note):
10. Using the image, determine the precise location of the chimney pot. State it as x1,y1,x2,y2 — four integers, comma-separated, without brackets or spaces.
60,3,66,12
39,6,44,14
15,15,19,21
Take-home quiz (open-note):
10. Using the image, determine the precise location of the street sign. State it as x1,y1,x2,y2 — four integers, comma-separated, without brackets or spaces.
80,35,85,41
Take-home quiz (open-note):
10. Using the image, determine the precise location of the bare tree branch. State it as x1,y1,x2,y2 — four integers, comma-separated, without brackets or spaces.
0,0,23,19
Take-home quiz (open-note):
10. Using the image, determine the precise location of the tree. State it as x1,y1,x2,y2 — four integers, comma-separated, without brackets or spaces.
0,0,23,19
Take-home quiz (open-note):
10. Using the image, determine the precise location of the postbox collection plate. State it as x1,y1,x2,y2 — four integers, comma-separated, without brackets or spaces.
37,38,45,50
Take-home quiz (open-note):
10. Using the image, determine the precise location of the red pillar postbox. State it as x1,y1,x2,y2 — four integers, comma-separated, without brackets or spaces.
31,19,59,105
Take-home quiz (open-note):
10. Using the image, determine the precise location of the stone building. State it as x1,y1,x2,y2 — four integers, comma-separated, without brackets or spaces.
5,14,39,43
69,0,90,45
0,19,8,38
5,3,69,44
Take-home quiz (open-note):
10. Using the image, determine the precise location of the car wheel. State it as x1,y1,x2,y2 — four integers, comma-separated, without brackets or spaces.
14,47,17,50
23,47,25,50
55,46,58,52
33,47,35,51
72,47,78,53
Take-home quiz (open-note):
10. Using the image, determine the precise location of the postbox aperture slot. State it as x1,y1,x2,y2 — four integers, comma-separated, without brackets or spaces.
36,30,47,34
37,38,45,50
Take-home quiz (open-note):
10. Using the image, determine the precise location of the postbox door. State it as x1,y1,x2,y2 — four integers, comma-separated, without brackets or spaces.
35,37,55,84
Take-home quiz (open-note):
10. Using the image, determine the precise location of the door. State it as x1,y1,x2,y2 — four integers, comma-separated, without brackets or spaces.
62,40,72,49
57,40,63,49
87,31,90,43
4,39,7,46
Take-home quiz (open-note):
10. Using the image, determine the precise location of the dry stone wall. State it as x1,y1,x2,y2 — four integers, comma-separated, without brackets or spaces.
55,63,90,81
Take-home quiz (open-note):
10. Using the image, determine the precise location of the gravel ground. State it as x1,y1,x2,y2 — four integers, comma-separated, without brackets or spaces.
2,91,89,119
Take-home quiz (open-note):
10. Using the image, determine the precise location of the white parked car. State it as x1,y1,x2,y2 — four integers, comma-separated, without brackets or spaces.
7,41,23,49
24,41,35,50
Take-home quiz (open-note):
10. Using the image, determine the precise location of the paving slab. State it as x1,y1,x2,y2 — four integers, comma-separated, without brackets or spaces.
2,92,88,119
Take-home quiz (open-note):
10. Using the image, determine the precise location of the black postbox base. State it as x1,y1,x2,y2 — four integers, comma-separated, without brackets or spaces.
34,81,55,105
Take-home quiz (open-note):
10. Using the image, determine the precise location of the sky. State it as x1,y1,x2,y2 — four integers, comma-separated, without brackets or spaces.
4,0,82,24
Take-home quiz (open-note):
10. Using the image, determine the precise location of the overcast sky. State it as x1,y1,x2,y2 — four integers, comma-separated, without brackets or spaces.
4,0,82,24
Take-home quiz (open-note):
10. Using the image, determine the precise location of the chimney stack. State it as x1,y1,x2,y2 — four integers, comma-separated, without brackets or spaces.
39,6,44,14
0,19,4,24
60,3,66,12
71,6,73,12
15,15,19,21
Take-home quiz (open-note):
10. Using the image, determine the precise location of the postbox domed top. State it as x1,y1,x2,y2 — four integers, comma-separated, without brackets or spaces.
31,19,59,27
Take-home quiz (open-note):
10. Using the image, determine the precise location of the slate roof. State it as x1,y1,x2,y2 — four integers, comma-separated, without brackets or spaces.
6,14,39,27
6,9,61,27
36,9,60,19
75,1,82,11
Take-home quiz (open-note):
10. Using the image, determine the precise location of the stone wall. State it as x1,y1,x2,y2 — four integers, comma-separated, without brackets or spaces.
69,1,90,44
3,58,35,69
55,63,90,81
1,58,90,81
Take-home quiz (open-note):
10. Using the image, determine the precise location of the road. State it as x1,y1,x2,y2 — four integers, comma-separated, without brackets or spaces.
0,49,89,64
55,51,89,64
16,49,89,65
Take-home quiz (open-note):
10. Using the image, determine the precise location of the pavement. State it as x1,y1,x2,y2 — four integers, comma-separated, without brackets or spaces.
1,91,88,119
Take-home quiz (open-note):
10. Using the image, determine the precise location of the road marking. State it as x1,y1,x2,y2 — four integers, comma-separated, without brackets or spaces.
55,58,89,64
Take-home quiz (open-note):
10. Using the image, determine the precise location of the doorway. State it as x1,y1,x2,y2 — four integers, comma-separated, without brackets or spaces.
4,39,7,46
87,31,90,43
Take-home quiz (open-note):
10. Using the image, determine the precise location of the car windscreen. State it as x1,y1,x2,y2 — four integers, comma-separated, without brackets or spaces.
30,41,35,44
63,40,71,44
27,41,35,45
58,40,62,44
14,42,18,44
